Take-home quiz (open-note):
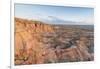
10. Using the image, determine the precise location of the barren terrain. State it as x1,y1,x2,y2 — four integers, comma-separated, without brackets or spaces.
15,18,94,65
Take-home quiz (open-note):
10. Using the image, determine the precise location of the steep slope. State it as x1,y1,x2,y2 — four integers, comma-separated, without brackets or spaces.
15,18,55,64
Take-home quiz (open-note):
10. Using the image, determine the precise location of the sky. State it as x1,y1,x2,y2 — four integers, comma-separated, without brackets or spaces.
15,4,94,25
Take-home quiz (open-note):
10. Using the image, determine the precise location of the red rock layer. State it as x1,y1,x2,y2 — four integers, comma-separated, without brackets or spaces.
15,18,55,64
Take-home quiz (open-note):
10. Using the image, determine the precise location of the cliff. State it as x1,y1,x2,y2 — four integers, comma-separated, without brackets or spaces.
15,18,55,64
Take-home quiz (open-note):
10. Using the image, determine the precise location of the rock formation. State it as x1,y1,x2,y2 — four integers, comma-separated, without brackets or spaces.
15,18,55,64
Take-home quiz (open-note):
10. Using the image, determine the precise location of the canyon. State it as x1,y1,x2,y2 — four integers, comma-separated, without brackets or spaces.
15,18,94,65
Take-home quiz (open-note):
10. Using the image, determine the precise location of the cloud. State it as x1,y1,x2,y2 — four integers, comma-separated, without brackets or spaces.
82,17,94,25
32,14,75,24
25,14,94,25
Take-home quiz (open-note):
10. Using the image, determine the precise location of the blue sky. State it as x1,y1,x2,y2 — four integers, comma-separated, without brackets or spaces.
15,4,94,25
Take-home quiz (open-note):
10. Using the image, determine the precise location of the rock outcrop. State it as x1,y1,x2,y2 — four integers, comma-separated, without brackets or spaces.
15,18,55,64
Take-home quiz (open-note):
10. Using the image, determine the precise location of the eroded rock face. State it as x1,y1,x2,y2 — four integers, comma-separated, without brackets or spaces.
15,18,55,65
15,18,94,65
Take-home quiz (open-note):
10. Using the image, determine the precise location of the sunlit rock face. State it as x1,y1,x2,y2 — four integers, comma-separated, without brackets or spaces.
15,18,55,64
15,18,94,65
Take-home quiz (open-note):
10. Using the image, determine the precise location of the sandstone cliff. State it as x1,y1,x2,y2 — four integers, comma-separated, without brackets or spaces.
15,18,55,64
